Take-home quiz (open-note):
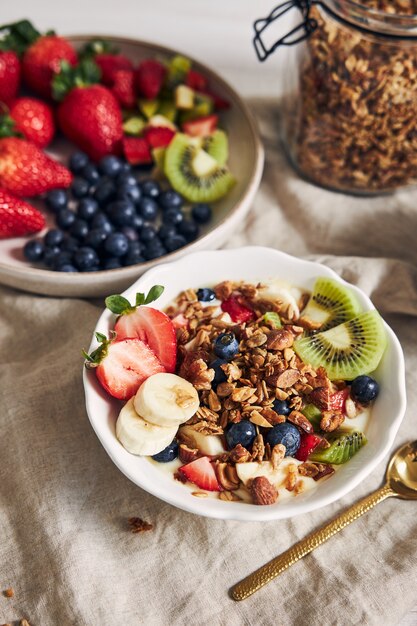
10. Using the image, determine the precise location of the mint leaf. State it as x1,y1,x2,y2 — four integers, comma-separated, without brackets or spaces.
105,295,134,315
144,285,164,304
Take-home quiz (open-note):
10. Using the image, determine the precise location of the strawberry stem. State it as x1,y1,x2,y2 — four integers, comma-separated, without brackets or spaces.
52,57,101,101
105,285,164,315
0,19,40,54
79,38,118,59
83,331,116,367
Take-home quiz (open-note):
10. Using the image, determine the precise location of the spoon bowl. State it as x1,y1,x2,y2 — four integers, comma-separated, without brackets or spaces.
387,440,417,499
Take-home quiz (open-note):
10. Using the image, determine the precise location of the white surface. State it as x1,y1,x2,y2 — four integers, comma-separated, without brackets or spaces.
83,247,406,522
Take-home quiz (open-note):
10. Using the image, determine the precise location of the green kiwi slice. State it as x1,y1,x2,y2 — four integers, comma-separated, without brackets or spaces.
301,403,322,428
309,431,367,464
164,133,235,202
294,310,387,380
301,277,361,332
202,130,228,166
179,93,214,123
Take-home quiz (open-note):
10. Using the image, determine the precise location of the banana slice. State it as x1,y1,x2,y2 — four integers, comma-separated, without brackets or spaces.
134,372,199,428
116,397,178,456
178,425,225,456
258,279,302,318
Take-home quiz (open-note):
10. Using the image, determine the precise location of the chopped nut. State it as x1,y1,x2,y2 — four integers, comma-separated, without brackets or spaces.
271,444,286,470
223,362,242,381
298,462,320,478
275,369,301,389
179,443,200,464
313,464,335,481
298,316,323,331
192,491,208,498
249,410,273,428
3,588,14,598
231,386,256,402
216,381,235,397
230,444,251,463
219,490,242,502
266,328,294,351
250,476,278,505
345,396,360,419
246,332,268,348
320,411,345,432
128,517,153,533
20,621,31,626
214,280,234,301
251,434,265,462
285,464,298,491
207,389,222,412
261,407,286,425
288,410,314,433
215,463,240,490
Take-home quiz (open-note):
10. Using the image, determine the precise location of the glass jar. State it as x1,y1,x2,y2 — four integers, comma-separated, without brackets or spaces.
254,1,417,194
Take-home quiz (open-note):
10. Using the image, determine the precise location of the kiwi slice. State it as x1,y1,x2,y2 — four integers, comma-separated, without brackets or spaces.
164,133,235,202
294,310,387,380
301,403,322,428
310,431,367,464
202,130,228,166
301,277,361,332
180,93,214,123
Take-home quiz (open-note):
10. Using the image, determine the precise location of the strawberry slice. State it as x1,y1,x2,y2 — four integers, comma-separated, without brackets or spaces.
122,136,153,165
295,433,322,462
0,187,45,238
182,114,218,137
95,53,133,85
111,69,136,108
143,126,176,149
115,307,177,373
179,456,221,491
221,296,255,324
135,59,167,100
329,388,350,413
186,70,208,91
92,337,165,400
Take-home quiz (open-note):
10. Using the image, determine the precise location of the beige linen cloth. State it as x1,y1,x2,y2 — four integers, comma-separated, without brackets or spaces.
1,101,417,626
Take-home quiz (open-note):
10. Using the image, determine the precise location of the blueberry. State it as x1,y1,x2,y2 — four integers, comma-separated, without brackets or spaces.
43,245,61,267
99,155,123,177
69,151,89,173
350,375,379,404
141,179,160,199
178,219,199,242
165,234,187,252
103,257,122,270
139,225,157,243
81,163,100,185
117,183,141,204
158,224,177,241
225,420,257,450
210,358,228,385
71,177,89,199
272,399,291,417
91,212,114,234
93,178,116,205
152,440,178,463
138,197,158,221
70,219,89,240
84,228,108,249
74,246,100,271
158,189,183,210
106,200,136,226
104,232,129,257
56,208,76,230
77,198,99,221
143,241,167,260
117,172,137,187
45,189,68,213
192,203,212,224
119,161,132,173
266,423,301,457
131,214,144,231
120,226,139,242
197,288,216,302
23,239,44,262
53,250,74,269
124,250,146,265
44,229,65,247
56,263,78,272
163,207,184,226
61,236,79,253
213,332,239,361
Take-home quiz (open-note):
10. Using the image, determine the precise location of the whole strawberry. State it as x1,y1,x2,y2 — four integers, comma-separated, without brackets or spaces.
9,97,55,148
54,59,123,161
0,50,21,105
0,137,72,197
0,187,45,238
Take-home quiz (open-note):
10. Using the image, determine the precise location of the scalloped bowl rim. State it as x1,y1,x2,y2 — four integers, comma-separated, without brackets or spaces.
83,247,407,521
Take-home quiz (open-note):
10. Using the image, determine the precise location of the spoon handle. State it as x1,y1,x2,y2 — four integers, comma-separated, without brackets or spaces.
231,483,395,601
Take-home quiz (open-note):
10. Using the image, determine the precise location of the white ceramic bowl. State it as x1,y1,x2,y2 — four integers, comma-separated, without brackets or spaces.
0,36,264,298
83,247,406,521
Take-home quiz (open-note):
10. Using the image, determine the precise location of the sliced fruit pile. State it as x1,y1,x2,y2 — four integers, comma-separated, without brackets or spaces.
85,276,387,505
0,20,235,252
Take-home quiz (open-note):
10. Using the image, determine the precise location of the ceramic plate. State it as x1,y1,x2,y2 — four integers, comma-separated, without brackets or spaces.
0,36,264,298
83,247,407,521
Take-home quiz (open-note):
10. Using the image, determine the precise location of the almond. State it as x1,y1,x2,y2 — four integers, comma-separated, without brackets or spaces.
250,476,278,505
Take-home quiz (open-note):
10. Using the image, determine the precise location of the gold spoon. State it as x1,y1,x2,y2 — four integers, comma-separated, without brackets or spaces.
231,440,417,601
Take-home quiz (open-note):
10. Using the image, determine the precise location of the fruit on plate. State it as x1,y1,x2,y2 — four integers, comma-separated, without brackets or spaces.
181,114,218,137
134,372,199,427
300,277,361,332
54,59,123,161
111,69,135,109
309,431,367,464
0,50,21,105
94,53,134,85
295,433,322,461
350,374,380,404
122,136,152,165
116,397,178,455
164,133,235,202
105,286,177,372
178,456,221,491
84,332,165,400
294,310,387,380
201,130,228,167
0,187,45,238
135,59,167,100
8,97,55,148
0,136,72,197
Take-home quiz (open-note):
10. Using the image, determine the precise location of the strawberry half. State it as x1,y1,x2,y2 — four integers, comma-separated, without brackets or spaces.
143,126,176,149
182,114,218,137
135,59,167,100
179,456,221,491
295,433,322,462
9,97,55,148
95,53,133,85
122,136,152,165
85,334,165,401
0,187,45,239
0,51,21,105
221,296,255,324
106,286,177,373
111,69,136,109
